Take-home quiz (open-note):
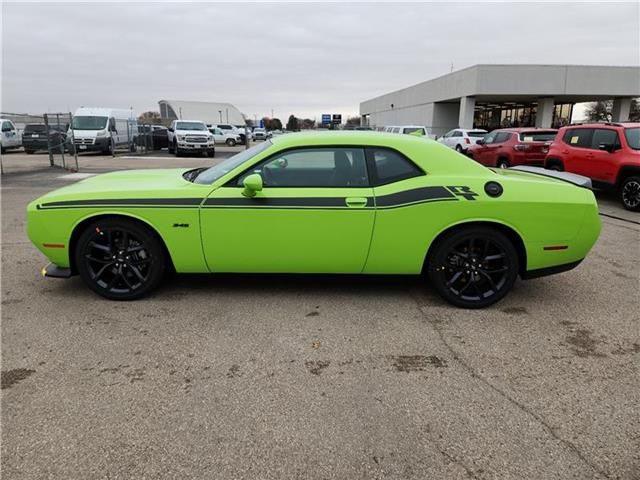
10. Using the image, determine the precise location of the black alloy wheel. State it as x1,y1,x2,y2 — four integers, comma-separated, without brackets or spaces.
621,176,640,211
427,227,518,308
76,219,165,300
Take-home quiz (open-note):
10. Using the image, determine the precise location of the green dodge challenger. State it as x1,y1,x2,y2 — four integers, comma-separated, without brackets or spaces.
27,132,601,308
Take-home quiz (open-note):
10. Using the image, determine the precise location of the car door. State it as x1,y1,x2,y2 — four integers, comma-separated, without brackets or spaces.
587,128,622,183
474,131,498,165
2,121,19,147
561,128,594,177
200,146,375,273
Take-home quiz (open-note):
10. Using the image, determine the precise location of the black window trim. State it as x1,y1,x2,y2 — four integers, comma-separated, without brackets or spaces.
225,144,373,189
364,146,426,187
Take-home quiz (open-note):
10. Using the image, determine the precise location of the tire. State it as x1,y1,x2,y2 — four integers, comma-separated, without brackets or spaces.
130,141,137,153
496,158,510,169
75,218,166,300
1,146,5,154
168,141,175,154
25,149,35,154
455,145,463,153
426,226,519,309
546,160,563,171
620,176,640,212
207,149,215,158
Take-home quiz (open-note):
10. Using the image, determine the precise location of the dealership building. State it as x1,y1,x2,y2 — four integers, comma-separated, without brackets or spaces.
158,99,245,126
360,64,640,136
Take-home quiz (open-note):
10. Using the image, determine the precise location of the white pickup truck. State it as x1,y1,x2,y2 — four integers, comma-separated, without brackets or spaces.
167,120,215,157
0,119,22,153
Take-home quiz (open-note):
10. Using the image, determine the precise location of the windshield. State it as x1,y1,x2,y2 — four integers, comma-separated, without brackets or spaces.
72,116,107,130
194,140,273,184
624,128,640,150
176,121,207,131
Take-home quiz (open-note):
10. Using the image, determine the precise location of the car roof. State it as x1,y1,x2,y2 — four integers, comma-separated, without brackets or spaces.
269,130,434,148
564,122,640,128
496,127,558,133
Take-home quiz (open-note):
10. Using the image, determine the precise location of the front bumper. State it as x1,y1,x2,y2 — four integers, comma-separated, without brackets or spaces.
177,142,215,152
41,263,73,278
71,137,111,152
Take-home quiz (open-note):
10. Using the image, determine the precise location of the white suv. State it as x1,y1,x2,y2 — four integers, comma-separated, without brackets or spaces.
438,128,487,153
167,120,215,157
1,119,22,153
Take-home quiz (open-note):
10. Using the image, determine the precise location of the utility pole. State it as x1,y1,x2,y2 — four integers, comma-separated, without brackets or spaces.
218,110,222,123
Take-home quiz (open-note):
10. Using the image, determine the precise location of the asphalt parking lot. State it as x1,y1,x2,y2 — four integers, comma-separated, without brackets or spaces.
1,149,639,479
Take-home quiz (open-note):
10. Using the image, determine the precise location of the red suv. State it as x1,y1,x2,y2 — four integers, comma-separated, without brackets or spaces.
545,123,640,211
467,128,558,169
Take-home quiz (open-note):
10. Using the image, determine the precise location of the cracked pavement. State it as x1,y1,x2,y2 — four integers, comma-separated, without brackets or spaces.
2,152,639,479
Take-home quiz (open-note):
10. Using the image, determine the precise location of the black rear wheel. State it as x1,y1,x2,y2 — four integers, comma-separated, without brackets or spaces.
427,227,519,308
620,176,640,211
75,218,166,300
496,158,510,169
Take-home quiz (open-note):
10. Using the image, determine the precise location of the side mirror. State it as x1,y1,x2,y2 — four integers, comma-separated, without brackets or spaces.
168,127,174,132
476,139,485,145
242,173,263,198
598,143,615,153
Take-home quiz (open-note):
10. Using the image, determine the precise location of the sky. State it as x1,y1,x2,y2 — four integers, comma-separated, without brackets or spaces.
2,1,639,121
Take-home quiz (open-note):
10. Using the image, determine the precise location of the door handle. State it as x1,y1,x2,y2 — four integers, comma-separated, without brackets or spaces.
345,197,368,208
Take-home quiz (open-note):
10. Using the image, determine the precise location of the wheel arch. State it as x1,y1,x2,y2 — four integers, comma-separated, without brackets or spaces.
545,157,564,169
67,212,175,274
423,220,528,276
616,166,640,187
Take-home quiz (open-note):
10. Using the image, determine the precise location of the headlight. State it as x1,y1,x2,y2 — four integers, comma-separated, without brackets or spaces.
96,130,107,137
177,135,184,141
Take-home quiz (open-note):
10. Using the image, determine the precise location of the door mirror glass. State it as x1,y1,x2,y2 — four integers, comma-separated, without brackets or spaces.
242,173,263,197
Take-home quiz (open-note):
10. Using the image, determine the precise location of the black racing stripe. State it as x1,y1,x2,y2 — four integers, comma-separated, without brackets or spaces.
204,197,369,208
39,198,203,208
375,186,456,207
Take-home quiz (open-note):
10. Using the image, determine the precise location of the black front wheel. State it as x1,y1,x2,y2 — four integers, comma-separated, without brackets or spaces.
75,218,166,300
427,227,519,308
620,176,640,211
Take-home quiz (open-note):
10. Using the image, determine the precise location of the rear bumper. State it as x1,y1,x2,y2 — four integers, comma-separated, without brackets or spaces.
521,259,583,280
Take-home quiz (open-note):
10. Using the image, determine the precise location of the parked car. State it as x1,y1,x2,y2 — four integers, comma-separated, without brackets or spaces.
167,120,215,157
22,124,67,154
28,132,600,309
438,128,487,153
0,118,22,153
137,125,168,150
208,127,241,146
467,128,558,168
545,122,640,211
68,107,138,155
383,125,432,138
252,128,267,141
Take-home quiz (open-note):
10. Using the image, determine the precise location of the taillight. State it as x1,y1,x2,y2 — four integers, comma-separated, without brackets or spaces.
464,138,470,144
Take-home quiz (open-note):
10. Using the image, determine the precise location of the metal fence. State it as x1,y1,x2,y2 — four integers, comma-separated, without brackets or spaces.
44,112,78,171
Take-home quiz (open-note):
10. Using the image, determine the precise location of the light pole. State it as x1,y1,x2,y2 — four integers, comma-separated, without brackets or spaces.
218,110,222,123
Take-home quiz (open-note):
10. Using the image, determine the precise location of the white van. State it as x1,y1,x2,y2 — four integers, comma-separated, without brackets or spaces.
383,125,432,138
70,108,138,154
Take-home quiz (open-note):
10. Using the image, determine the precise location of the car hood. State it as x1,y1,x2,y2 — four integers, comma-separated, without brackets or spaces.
175,130,210,135
31,169,211,206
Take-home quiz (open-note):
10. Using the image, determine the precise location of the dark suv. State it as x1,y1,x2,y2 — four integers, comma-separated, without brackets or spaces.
22,124,66,154
545,123,640,211
467,128,557,169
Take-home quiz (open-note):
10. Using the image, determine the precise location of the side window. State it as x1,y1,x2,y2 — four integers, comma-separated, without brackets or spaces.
237,148,369,187
370,148,423,186
484,131,498,144
563,128,593,148
443,130,453,138
591,129,619,149
1,121,11,131
494,132,512,143
452,131,463,137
